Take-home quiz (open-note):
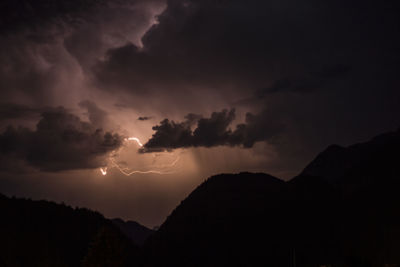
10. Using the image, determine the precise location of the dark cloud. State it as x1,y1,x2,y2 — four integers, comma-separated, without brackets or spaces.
63,0,166,71
79,100,109,129
0,0,105,34
0,0,398,178
192,109,235,147
96,0,386,96
0,103,44,121
0,0,164,34
138,116,153,121
142,112,202,152
255,64,351,97
0,106,123,172
0,0,166,107
142,109,284,152
0,0,399,227
94,0,400,166
143,119,192,152
229,110,285,148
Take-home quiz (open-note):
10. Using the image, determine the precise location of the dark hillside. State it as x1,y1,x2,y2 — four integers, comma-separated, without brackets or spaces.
142,129,400,266
112,218,154,246
142,172,290,267
0,194,137,267
291,128,400,265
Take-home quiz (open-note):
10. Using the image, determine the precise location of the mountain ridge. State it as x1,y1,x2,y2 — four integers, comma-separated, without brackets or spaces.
112,218,154,246
141,128,400,266
2,128,400,266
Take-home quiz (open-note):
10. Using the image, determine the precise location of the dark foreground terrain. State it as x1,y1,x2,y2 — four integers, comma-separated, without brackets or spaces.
1,128,400,267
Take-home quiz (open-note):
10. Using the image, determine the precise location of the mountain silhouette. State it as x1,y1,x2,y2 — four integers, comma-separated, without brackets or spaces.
2,128,400,266
112,218,154,246
0,194,137,267
290,128,400,266
141,128,400,266
141,172,291,267
301,129,400,188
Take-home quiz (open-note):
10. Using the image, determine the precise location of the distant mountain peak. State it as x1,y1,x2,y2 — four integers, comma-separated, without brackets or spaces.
300,128,400,184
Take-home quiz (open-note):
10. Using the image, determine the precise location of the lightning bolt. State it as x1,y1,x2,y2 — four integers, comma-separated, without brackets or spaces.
109,157,177,175
100,167,107,175
125,137,143,147
99,136,179,176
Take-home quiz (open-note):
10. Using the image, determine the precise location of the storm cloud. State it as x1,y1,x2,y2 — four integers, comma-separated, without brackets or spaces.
138,116,152,121
0,103,44,121
95,0,389,96
255,64,352,97
142,109,284,152
0,0,166,108
0,106,123,172
0,0,400,227
95,0,400,162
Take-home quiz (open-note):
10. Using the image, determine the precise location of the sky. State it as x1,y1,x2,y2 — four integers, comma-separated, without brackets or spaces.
0,0,399,227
